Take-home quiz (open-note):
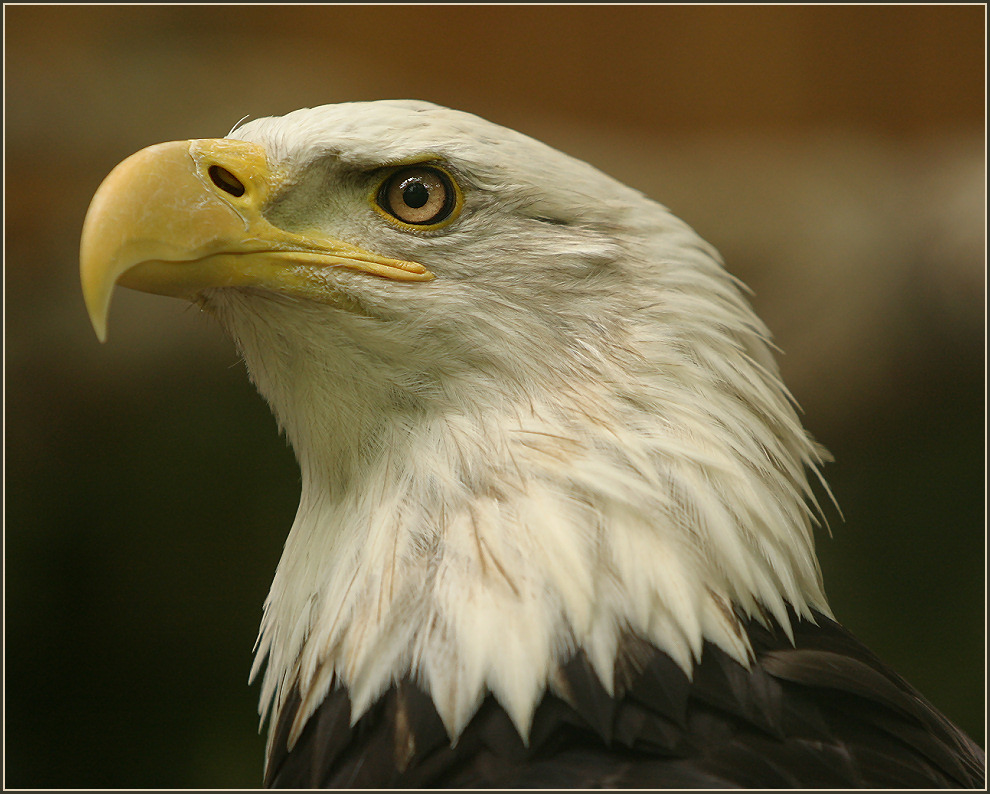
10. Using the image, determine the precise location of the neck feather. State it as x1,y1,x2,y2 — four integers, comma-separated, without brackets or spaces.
204,283,831,754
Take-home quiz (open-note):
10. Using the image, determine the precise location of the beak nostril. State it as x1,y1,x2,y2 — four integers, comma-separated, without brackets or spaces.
209,165,245,197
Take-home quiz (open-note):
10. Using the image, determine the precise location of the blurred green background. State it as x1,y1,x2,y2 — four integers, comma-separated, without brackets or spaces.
4,5,984,788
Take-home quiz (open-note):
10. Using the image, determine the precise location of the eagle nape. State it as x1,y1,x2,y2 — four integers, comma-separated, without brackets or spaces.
80,100,984,788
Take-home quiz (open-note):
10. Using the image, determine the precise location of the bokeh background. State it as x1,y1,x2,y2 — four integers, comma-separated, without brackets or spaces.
4,5,985,788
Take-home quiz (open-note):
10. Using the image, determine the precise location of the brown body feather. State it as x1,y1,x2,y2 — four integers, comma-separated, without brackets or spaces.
265,608,984,788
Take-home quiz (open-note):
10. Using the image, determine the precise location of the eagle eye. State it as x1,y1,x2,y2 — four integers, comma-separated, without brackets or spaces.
377,166,457,227
209,165,246,197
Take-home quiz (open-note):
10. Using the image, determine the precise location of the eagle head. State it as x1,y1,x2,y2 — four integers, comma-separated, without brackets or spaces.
81,100,831,754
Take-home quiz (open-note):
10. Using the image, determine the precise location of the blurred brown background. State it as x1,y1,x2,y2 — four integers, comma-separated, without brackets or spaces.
4,5,985,788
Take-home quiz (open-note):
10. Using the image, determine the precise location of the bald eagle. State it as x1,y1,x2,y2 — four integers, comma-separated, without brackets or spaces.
81,101,984,788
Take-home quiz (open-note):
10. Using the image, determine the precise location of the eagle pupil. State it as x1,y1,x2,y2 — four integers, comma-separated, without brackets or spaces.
402,181,430,209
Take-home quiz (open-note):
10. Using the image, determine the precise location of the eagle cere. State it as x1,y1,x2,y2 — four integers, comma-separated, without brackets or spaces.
80,101,984,788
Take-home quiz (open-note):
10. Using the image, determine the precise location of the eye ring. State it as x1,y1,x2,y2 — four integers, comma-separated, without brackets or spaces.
375,165,460,229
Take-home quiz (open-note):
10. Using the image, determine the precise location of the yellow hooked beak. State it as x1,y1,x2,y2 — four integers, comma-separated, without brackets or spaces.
80,138,433,341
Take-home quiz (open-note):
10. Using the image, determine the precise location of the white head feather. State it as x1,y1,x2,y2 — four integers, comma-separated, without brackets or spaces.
204,100,831,751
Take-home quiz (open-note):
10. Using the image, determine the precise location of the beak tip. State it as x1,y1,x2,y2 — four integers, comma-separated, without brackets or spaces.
88,313,109,344
82,289,110,343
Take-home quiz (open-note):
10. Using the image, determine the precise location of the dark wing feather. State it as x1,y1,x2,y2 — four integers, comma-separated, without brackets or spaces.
264,608,985,788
